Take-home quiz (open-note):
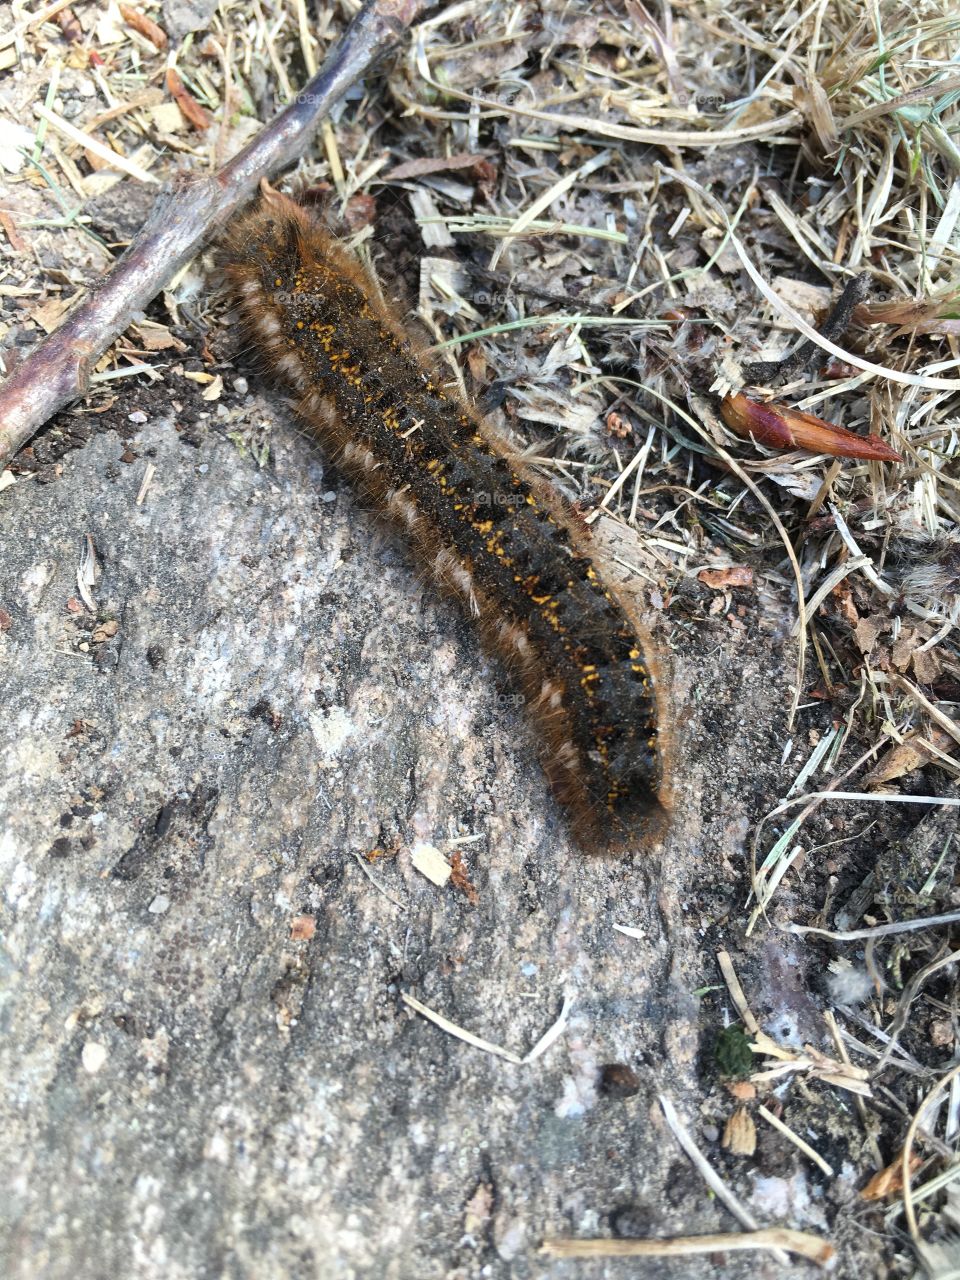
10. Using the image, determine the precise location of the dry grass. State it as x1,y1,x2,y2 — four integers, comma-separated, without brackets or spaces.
1,0,959,1274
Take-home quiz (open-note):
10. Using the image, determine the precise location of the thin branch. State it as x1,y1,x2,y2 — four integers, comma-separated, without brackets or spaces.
743,272,871,385
0,0,429,465
542,1228,835,1267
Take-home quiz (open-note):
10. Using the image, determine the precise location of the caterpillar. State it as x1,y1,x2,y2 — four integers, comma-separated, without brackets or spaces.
222,185,669,853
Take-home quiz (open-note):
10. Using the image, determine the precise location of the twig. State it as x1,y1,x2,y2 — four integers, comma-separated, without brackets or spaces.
659,164,960,392
352,851,406,911
824,1010,885,1170
757,1105,834,1176
0,0,428,465
400,991,572,1065
716,950,760,1035
541,1228,835,1266
34,104,160,185
744,273,871,385
876,946,960,1071
890,673,960,750
658,1095,791,1266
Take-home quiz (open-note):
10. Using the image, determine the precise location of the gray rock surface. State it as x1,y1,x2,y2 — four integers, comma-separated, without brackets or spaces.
0,403,840,1278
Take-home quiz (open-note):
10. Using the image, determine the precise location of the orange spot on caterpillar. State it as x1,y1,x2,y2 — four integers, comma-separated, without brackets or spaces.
221,184,670,853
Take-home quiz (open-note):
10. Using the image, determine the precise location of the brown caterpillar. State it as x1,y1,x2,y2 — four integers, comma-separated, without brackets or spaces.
222,186,669,853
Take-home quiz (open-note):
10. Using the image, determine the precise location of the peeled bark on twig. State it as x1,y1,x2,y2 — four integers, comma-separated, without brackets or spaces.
0,0,428,467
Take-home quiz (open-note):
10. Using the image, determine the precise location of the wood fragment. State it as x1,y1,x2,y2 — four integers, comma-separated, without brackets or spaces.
658,1094,790,1265
722,1106,757,1156
744,273,871,385
862,1153,923,1201
400,992,571,1066
758,1104,833,1175
716,950,760,1034
34,105,160,186
542,1228,835,1267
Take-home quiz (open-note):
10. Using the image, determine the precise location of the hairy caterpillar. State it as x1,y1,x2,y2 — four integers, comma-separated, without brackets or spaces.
222,186,669,853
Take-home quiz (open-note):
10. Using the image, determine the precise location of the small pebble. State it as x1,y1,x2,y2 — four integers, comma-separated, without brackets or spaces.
148,894,171,914
598,1063,641,1099
321,491,337,503
81,1041,107,1074
128,410,147,424
233,376,248,395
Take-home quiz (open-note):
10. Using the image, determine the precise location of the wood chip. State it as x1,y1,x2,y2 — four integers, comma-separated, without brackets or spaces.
410,842,451,886
861,1152,923,1200
722,1106,757,1156
385,151,492,181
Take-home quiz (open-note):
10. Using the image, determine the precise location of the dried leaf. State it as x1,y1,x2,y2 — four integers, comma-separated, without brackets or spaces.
864,726,956,788
385,152,492,181
853,614,887,655
831,582,859,628
912,646,942,685
698,565,754,590
861,1153,923,1201
343,193,376,232
119,4,168,49
165,67,212,132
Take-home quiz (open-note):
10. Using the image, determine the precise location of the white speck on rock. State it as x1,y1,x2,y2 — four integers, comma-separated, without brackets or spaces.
495,1218,526,1262
81,1041,108,1074
308,706,354,758
554,1075,588,1118
5,849,35,907
751,1171,826,1228
19,562,52,608
148,895,170,914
